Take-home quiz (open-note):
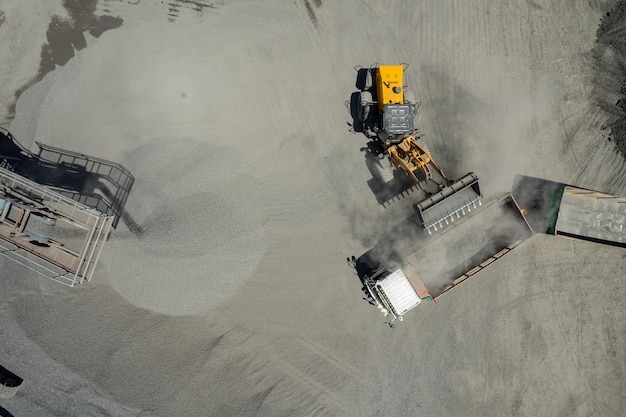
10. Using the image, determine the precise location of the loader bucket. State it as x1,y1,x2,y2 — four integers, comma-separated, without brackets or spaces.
415,172,482,234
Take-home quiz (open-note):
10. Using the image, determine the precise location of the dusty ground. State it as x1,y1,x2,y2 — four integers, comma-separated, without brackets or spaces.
0,0,625,416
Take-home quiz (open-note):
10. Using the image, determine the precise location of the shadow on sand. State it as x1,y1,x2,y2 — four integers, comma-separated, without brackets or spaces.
0,406,15,417
0,128,134,229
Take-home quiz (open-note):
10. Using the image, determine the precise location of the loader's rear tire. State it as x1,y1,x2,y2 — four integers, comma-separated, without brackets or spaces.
372,158,395,185
359,91,372,122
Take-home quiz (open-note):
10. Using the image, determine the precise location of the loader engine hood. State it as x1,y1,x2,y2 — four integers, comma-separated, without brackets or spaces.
382,103,414,136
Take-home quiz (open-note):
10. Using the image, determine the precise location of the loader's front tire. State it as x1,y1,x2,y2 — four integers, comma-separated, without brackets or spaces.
372,158,395,185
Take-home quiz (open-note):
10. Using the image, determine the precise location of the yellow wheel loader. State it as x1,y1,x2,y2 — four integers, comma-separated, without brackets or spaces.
357,64,481,233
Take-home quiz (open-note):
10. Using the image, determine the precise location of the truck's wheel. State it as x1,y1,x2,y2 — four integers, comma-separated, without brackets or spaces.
359,91,372,122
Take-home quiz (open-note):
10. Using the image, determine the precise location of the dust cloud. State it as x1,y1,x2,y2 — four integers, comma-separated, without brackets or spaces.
403,197,532,296
422,64,559,198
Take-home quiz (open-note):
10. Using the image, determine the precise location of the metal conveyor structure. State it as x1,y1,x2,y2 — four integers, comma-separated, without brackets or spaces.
0,167,113,286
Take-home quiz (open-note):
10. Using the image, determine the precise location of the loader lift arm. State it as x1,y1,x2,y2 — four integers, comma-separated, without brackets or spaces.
385,135,446,193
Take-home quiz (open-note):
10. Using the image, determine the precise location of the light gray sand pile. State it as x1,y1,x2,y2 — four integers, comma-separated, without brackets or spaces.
104,137,268,315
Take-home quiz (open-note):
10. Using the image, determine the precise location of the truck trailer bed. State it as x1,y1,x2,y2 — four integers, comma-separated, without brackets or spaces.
401,194,533,299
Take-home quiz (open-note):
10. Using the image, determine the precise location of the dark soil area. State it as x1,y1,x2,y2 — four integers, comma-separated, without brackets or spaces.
596,0,626,158
7,1,122,120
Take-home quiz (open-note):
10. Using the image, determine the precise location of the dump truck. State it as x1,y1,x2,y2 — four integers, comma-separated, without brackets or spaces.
355,177,626,324
355,64,482,233
355,193,534,324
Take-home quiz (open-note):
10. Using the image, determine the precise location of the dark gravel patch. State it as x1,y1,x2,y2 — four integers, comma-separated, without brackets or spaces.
595,0,626,159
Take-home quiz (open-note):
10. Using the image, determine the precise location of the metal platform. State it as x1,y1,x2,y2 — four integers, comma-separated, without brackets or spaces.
0,167,113,286
35,142,133,229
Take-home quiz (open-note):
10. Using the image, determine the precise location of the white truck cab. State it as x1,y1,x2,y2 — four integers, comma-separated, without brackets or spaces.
363,262,422,321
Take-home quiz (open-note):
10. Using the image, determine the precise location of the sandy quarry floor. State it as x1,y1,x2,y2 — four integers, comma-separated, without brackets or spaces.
1,0,625,416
